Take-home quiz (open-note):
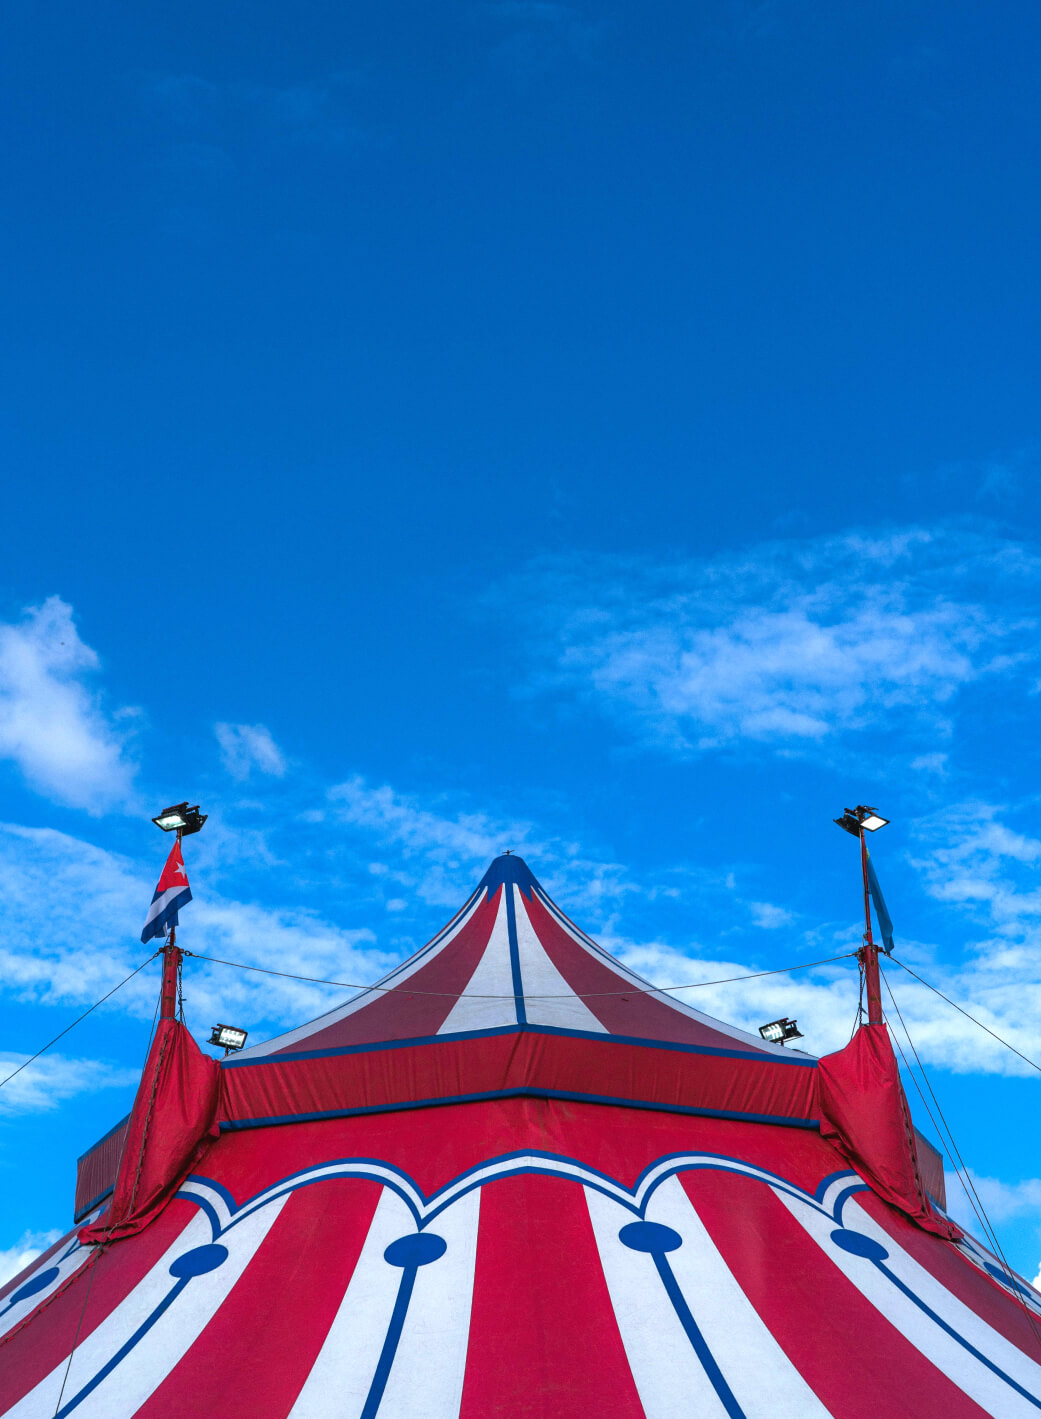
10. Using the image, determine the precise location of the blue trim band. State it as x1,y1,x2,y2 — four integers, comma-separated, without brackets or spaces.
73,1184,115,1225
877,1262,1041,1409
75,1113,130,1165
221,1021,817,1069
218,1085,821,1132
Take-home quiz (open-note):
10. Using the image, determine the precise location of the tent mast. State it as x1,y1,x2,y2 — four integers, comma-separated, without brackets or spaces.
858,825,883,1026
158,826,184,1023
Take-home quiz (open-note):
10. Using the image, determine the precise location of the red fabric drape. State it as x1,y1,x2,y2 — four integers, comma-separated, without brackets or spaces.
817,1024,960,1240
78,1019,220,1246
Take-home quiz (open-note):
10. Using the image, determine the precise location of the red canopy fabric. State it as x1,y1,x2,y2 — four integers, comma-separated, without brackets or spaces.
816,1023,961,1241
77,1019,220,1247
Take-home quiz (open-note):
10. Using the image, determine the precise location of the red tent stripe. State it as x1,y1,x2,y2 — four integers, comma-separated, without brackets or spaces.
684,1169,993,1419
857,1191,1041,1366
131,1180,382,1419
0,1200,198,1414
523,888,768,1051
275,889,502,1052
459,1172,644,1418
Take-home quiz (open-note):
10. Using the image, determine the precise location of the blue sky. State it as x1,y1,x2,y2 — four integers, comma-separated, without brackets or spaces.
2,0,1041,1282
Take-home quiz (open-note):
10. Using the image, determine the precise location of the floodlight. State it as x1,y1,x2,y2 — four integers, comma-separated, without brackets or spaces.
833,805,889,836
209,1024,248,1054
152,802,208,836
758,1017,804,1046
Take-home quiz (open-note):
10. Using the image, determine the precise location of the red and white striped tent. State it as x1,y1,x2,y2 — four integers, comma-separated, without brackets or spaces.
3,853,1040,1418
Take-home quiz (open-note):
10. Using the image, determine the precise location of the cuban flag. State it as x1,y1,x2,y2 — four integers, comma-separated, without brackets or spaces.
141,840,192,943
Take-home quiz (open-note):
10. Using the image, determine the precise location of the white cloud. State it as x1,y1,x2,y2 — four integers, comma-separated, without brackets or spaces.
949,1173,1041,1224
912,802,1041,927
0,1229,63,1289
0,821,395,1050
0,598,137,810
505,529,1039,755
327,774,638,915
215,722,287,780
605,933,859,1057
748,901,794,929
329,775,519,863
0,1052,139,1116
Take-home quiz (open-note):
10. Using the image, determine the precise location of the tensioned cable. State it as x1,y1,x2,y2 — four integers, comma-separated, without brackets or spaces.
880,966,1041,1342
891,955,1041,1074
881,1008,1040,1337
179,948,856,999
52,1249,102,1417
881,978,993,1244
0,953,160,1093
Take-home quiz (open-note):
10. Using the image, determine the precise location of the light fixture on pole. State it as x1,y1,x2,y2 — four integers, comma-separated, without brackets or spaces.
834,805,888,836
151,802,208,837
833,803,890,1027
209,1024,248,1055
758,1017,804,1046
149,802,206,1023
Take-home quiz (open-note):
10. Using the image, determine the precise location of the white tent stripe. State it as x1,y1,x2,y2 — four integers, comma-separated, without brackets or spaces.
777,1190,1041,1417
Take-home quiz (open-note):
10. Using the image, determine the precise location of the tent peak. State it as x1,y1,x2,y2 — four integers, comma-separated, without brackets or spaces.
475,852,539,897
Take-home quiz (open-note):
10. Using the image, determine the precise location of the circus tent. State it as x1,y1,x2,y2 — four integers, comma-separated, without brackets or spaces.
2,852,1041,1417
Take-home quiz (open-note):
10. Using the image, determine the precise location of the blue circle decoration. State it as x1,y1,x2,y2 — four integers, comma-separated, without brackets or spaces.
11,1267,60,1303
830,1229,889,1262
985,1262,1033,1296
619,1221,683,1254
384,1232,447,1268
169,1244,229,1278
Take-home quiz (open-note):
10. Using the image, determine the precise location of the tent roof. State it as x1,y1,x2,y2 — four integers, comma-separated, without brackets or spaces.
5,854,1041,1419
237,853,807,1062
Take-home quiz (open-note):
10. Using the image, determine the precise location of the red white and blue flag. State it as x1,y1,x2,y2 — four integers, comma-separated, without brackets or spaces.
141,840,192,943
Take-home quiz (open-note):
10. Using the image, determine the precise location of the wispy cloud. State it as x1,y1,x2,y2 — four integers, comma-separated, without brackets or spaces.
0,822,393,1047
330,774,519,865
949,1172,1041,1226
605,932,859,1056
0,1053,139,1116
500,528,1039,758
748,901,795,929
912,801,1041,929
0,598,138,811
0,1230,63,1289
215,723,287,780
327,773,637,915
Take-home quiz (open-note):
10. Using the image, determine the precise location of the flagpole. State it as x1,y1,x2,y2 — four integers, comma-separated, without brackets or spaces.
159,825,184,1023
159,927,181,1022
859,826,883,1026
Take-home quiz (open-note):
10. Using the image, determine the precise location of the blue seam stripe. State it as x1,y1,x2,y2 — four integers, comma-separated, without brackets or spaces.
359,1265,419,1419
878,1263,1041,1408
73,1185,115,1224
503,884,526,1025
217,1085,821,1131
75,1113,131,1164
221,1021,817,1068
54,1277,190,1417
652,1252,746,1417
